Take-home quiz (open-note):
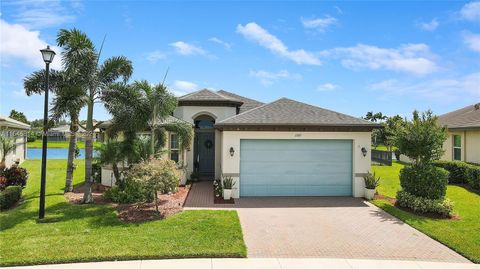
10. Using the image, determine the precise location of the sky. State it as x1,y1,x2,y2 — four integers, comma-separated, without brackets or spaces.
0,0,479,122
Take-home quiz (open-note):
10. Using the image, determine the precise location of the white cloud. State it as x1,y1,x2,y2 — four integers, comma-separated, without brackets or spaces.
463,32,480,52
8,0,78,29
301,15,337,32
249,69,302,86
317,83,339,91
0,19,61,69
236,22,321,65
460,1,480,22
169,80,198,96
145,51,166,63
323,43,437,75
369,72,480,100
418,18,439,31
209,37,231,49
169,41,206,56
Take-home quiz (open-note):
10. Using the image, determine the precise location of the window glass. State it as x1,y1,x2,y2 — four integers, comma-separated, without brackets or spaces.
453,135,461,147
453,135,461,161
170,133,179,163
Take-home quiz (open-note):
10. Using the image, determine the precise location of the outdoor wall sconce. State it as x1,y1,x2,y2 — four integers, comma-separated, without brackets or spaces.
229,147,235,157
361,147,367,157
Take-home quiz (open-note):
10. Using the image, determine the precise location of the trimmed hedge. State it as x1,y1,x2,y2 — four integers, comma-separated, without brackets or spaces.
399,164,449,200
396,190,453,217
434,160,480,190
0,186,22,210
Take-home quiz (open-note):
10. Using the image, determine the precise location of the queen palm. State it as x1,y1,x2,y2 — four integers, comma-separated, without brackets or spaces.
24,70,86,192
0,135,16,170
56,29,133,203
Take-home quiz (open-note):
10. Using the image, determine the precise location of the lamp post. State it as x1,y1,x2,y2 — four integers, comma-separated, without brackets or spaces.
39,46,55,219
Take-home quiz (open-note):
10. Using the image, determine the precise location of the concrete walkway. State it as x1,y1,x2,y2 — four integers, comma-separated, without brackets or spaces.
11,258,480,269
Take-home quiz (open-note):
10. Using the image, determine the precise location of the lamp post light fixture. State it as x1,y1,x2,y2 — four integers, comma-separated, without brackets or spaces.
361,147,367,157
38,46,55,220
229,147,235,157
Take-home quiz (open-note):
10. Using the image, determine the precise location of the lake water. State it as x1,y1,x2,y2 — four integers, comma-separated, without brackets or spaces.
27,148,97,159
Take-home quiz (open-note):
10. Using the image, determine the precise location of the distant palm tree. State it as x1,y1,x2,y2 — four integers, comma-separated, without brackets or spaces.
0,135,16,170
24,70,87,192
96,140,124,188
56,29,133,203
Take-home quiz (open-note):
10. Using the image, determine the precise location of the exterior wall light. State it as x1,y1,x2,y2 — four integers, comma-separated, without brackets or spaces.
361,147,367,157
229,147,235,157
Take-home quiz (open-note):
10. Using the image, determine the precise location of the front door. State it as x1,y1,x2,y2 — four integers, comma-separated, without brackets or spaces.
195,131,215,180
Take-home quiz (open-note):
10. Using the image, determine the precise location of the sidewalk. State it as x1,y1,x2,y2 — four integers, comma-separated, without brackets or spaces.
11,258,479,269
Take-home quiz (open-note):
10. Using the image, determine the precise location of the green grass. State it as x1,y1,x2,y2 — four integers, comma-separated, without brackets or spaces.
0,160,246,266
27,140,102,149
371,161,480,263
371,144,396,151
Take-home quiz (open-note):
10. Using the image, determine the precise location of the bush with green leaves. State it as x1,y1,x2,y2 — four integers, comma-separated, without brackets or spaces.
0,166,28,190
396,190,453,217
469,167,480,190
363,172,380,189
433,160,470,184
399,164,448,200
0,186,22,210
103,178,151,204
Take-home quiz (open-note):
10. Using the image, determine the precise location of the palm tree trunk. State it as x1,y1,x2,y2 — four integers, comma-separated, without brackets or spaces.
64,120,78,192
82,98,94,203
112,163,121,188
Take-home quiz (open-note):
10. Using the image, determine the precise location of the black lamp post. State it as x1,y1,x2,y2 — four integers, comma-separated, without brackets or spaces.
39,46,55,220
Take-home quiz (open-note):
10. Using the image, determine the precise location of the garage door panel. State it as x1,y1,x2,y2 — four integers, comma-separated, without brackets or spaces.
240,139,352,197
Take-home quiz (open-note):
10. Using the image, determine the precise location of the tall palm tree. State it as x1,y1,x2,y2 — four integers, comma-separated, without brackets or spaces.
56,29,133,203
24,70,86,192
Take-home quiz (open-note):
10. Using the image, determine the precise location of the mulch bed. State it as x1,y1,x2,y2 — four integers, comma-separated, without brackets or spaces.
65,184,191,223
214,195,234,204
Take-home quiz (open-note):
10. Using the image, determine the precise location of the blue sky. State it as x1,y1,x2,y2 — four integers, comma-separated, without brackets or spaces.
1,0,479,121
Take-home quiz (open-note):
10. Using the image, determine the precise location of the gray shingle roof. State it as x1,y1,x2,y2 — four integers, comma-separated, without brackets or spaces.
217,90,264,113
216,98,379,127
437,103,480,129
178,89,243,105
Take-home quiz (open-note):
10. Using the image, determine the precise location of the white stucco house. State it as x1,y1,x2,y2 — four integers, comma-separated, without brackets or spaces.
0,116,30,166
102,89,380,198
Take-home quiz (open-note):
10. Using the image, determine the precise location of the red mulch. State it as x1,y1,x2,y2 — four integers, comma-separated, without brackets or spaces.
65,184,191,223
64,183,108,204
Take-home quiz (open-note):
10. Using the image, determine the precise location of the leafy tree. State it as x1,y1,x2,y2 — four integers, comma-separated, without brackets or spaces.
363,111,387,123
395,110,447,165
56,28,133,203
9,110,29,124
382,115,406,151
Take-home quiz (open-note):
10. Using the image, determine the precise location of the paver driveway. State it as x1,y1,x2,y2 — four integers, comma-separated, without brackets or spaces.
184,182,470,263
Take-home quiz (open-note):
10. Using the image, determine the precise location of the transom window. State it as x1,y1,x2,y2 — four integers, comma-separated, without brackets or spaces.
194,115,215,129
453,135,462,161
170,133,179,163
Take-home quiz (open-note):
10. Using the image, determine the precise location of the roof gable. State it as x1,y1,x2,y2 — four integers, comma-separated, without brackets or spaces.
216,98,378,129
217,90,264,113
438,103,480,129
178,89,243,106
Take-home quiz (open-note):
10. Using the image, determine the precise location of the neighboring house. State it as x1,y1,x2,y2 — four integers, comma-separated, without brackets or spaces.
101,89,379,198
438,103,480,164
0,116,30,166
49,124,103,142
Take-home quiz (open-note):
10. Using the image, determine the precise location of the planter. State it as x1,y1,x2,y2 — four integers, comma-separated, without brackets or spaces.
223,189,232,200
365,188,376,200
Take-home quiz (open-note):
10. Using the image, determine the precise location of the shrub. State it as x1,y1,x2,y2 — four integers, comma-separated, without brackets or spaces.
0,166,28,190
92,162,102,184
363,172,380,189
433,160,470,184
27,132,36,142
213,178,223,197
468,166,480,190
399,164,448,200
396,190,453,217
103,179,150,203
0,186,22,210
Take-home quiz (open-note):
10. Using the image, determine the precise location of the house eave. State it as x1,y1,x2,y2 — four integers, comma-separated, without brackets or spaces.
215,123,379,132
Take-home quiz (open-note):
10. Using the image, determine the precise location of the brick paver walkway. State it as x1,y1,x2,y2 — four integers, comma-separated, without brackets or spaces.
184,182,470,263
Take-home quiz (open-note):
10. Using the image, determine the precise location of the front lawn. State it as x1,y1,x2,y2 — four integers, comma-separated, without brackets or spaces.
27,140,102,149
0,160,246,266
372,161,480,263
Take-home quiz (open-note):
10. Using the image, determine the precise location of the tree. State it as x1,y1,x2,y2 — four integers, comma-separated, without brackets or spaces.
0,135,16,170
9,110,29,124
24,69,87,192
395,110,447,165
363,111,387,123
96,140,124,188
56,28,133,203
382,115,406,151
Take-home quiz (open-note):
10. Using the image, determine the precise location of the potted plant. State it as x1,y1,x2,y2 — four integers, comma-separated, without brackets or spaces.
363,171,380,200
222,176,235,200
213,178,222,198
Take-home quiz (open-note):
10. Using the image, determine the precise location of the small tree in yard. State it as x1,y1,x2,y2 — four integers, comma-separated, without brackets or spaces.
395,110,452,216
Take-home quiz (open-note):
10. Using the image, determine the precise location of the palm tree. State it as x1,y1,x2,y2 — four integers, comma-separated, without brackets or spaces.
24,70,86,192
96,140,124,188
0,135,16,170
103,81,193,164
56,29,133,203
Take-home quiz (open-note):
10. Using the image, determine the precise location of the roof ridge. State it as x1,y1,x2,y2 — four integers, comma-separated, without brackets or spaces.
217,90,264,104
216,98,284,124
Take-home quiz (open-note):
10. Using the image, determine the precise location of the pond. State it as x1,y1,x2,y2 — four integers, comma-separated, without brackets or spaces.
27,148,97,159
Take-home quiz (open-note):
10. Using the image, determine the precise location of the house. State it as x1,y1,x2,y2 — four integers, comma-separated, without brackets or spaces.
438,103,480,164
102,89,379,198
49,123,103,142
0,116,30,166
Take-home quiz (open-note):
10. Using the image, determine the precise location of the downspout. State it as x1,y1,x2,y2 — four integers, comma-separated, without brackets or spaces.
464,130,467,162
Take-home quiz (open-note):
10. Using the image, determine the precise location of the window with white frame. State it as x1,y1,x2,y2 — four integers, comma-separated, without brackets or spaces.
453,135,462,161
170,133,179,163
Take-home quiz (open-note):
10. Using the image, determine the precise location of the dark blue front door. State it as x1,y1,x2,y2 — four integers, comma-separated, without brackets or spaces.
196,131,215,180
